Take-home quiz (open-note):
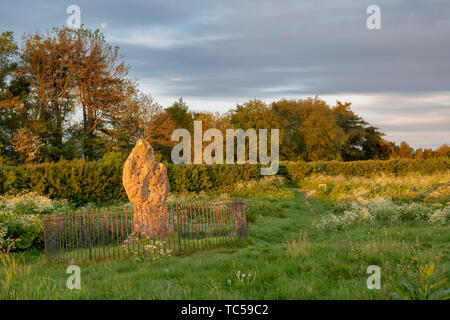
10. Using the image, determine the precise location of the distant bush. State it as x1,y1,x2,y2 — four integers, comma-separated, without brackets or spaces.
283,158,450,182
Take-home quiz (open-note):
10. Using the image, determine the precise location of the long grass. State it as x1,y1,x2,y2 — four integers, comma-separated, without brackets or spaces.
299,172,450,202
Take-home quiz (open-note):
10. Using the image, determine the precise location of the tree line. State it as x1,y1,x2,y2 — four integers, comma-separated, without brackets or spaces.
0,27,448,165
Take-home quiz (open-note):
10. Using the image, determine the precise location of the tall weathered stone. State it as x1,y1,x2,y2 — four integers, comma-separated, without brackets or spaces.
123,139,173,238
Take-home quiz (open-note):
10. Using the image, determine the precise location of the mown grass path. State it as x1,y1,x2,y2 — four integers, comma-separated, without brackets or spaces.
290,188,317,216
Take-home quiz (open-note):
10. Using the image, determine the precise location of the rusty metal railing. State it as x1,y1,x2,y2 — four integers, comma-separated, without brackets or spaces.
43,199,247,263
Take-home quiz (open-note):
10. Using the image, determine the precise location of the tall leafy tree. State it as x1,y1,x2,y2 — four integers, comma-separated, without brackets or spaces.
144,110,178,162
166,98,194,132
71,28,129,159
332,101,391,160
101,81,161,155
20,28,76,161
332,101,366,160
0,31,31,164
434,144,450,158
399,141,413,158
270,99,305,159
423,148,433,159
360,126,392,160
414,147,424,159
271,97,347,161
229,99,279,161
298,102,346,161
230,99,277,130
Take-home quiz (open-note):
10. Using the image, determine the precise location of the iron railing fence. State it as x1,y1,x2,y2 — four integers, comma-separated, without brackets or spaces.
43,199,247,263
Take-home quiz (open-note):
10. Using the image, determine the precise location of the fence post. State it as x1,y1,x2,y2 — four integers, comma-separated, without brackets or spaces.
233,199,247,239
176,202,181,250
43,215,49,261
87,208,92,261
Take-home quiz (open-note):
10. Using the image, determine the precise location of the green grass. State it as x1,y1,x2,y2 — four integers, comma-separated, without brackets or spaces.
48,235,241,264
1,190,449,299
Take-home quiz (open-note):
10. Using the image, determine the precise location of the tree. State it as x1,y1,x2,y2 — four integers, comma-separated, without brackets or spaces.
360,126,392,160
20,28,77,161
399,141,413,158
0,31,29,163
332,101,392,160
332,101,366,160
423,148,433,159
271,97,348,161
414,147,424,160
0,31,18,89
166,98,194,132
193,111,225,132
71,28,129,159
101,81,161,155
230,99,277,130
270,99,305,159
0,28,439,164
144,110,178,161
434,144,450,158
229,99,279,161
298,103,346,161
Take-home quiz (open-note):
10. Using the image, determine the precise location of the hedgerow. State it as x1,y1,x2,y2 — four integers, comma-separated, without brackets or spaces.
283,158,449,182
0,158,261,204
0,157,448,204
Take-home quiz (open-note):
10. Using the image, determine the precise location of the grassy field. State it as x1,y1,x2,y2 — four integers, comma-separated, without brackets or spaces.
1,186,449,299
47,235,239,264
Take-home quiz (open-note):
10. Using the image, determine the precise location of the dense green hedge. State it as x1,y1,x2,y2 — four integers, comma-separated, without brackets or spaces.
167,163,260,193
282,158,450,182
0,158,260,204
0,158,125,205
0,158,448,204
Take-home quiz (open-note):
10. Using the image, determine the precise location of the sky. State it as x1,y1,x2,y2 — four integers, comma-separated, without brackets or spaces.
1,0,449,148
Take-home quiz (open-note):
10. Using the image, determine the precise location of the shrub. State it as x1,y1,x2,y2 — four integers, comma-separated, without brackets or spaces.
0,192,68,251
0,192,68,216
0,210,43,250
283,158,450,182
315,199,449,232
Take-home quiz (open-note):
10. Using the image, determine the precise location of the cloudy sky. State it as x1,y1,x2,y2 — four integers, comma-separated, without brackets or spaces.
1,0,449,148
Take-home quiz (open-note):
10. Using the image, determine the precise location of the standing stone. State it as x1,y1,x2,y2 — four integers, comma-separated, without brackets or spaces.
123,139,173,239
